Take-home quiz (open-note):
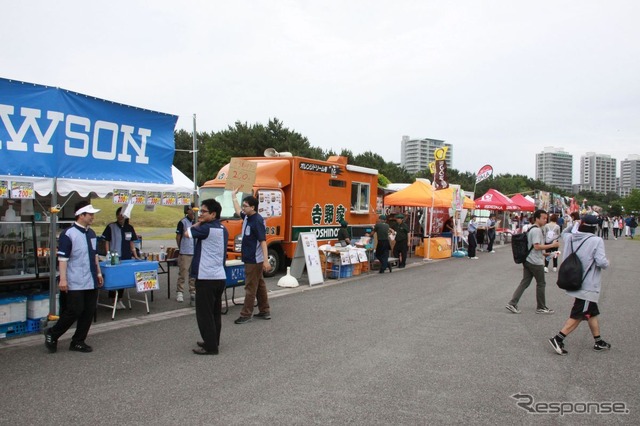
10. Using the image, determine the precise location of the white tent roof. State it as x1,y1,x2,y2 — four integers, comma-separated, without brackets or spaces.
2,166,195,198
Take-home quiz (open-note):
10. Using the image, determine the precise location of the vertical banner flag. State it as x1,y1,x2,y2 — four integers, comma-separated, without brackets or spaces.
0,78,177,183
475,164,493,184
433,147,449,190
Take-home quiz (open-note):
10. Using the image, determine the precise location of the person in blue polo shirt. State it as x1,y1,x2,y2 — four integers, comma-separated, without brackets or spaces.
184,199,228,355
44,201,103,353
102,206,140,309
231,188,271,324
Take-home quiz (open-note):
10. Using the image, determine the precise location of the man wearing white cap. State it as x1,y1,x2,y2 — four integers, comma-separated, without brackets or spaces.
44,200,103,353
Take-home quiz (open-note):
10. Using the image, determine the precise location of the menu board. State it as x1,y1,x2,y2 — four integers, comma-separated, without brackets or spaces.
10,181,34,199
257,190,283,218
146,191,162,205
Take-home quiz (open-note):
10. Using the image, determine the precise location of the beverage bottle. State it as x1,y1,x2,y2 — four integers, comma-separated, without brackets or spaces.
107,251,112,264
110,251,116,265
159,245,166,261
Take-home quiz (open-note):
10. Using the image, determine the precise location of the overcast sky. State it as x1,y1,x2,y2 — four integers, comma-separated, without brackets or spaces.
3,1,639,183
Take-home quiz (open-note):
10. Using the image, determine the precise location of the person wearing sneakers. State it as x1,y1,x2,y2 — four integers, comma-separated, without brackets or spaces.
391,213,409,268
371,214,393,273
543,213,561,273
231,189,271,324
183,199,228,355
485,213,497,254
44,201,103,354
506,209,559,315
549,214,611,355
102,207,141,309
467,215,478,259
175,203,196,304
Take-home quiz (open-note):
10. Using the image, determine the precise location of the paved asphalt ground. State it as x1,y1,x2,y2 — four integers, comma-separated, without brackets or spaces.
1,236,639,424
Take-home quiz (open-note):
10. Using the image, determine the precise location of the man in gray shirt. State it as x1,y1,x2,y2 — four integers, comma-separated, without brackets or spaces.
506,209,559,314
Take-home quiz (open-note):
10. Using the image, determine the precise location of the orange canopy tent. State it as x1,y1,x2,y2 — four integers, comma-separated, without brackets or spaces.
384,180,474,208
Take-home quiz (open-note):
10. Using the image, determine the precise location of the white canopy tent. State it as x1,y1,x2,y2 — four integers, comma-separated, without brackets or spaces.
2,166,195,198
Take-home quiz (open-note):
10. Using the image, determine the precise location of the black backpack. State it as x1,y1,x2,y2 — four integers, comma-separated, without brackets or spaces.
556,236,594,291
511,226,536,264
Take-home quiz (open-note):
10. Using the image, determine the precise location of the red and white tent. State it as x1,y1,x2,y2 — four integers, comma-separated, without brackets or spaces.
510,193,535,212
474,189,519,211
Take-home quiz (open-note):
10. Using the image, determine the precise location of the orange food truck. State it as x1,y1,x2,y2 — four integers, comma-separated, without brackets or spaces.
199,152,379,276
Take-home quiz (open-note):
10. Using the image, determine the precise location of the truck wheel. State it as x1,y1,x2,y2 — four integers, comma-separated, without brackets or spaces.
264,248,280,278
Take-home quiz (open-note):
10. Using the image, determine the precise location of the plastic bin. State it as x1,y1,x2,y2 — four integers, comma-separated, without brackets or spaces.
225,261,245,287
100,260,159,289
0,321,27,339
340,264,353,278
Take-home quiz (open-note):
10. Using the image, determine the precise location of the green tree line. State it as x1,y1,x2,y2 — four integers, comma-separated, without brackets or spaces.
173,118,639,214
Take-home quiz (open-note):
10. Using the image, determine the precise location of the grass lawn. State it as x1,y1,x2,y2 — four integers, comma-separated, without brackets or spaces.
90,198,185,240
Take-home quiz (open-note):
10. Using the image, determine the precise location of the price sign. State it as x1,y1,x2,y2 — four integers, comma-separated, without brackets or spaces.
112,189,130,204
146,191,162,205
0,180,8,198
177,192,192,206
225,158,257,193
131,190,146,205
135,270,159,292
11,181,35,199
162,192,177,205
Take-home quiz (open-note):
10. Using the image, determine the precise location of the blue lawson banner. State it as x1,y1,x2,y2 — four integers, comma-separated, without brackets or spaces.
0,77,177,184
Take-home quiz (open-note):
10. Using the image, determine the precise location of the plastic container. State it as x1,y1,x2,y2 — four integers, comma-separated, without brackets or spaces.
0,296,27,325
27,292,59,319
100,260,159,289
225,260,245,287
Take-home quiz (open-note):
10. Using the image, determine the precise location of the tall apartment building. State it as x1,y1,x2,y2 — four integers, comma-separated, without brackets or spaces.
620,154,640,197
580,152,617,194
535,147,573,192
400,136,452,175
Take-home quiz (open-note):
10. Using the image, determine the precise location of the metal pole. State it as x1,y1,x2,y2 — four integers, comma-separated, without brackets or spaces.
192,114,198,204
48,178,58,318
425,188,435,261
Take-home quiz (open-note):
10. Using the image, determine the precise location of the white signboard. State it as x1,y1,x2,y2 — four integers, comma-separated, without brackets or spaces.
290,232,324,286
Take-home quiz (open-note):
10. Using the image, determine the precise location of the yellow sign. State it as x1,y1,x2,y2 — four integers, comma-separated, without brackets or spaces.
434,147,448,161
428,162,436,174
135,270,159,292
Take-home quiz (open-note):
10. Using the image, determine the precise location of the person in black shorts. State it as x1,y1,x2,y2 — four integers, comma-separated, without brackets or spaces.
548,215,611,356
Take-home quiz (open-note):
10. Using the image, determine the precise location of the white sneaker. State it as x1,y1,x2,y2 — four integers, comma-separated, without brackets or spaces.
176,292,184,302
490,250,496,253
470,256,479,260
553,267,557,272
544,267,549,273
116,301,126,310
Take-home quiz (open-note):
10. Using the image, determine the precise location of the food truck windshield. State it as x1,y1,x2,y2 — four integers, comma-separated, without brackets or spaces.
198,187,251,220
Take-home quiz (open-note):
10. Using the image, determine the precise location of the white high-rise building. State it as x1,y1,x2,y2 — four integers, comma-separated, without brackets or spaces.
535,147,573,192
400,136,452,175
580,152,617,194
620,154,640,197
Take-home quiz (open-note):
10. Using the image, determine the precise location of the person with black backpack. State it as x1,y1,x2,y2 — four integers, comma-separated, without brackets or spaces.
548,214,610,356
506,209,559,314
